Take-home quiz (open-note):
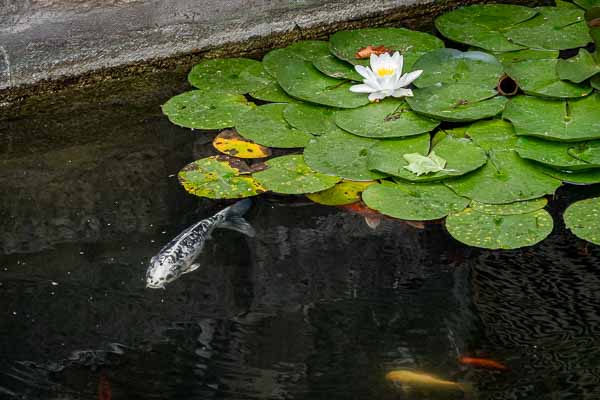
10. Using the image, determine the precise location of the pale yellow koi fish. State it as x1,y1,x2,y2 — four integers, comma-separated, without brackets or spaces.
386,370,471,392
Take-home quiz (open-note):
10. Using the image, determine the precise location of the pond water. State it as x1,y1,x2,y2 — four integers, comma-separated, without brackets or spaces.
2,62,600,400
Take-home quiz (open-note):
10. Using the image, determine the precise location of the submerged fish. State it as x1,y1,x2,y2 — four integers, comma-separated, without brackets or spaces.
339,202,383,230
385,370,471,392
146,199,255,289
98,372,111,400
459,356,508,371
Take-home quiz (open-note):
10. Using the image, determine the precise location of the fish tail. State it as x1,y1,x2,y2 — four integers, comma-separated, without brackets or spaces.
457,382,474,395
218,199,255,237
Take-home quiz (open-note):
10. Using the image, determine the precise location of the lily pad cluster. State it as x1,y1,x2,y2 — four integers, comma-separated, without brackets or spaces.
163,2,600,250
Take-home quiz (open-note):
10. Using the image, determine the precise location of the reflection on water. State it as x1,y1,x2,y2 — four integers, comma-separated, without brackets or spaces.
2,69,600,400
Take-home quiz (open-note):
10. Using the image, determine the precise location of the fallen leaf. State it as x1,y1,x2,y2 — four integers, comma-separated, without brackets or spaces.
355,45,393,59
403,151,454,176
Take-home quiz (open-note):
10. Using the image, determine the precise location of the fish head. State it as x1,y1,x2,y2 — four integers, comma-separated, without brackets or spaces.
145,255,183,289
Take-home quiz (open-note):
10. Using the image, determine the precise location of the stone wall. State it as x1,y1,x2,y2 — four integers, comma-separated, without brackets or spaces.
0,0,436,90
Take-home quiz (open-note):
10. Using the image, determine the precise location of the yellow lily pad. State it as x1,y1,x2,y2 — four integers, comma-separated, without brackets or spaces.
306,181,376,206
212,129,271,159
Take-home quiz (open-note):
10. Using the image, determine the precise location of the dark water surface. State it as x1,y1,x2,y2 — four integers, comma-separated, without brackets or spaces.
2,68,600,400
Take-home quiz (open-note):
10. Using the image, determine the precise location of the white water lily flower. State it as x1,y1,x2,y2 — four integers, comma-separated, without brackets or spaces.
350,52,423,102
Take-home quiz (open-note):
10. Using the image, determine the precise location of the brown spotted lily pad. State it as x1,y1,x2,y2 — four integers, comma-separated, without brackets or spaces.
213,129,271,159
178,156,265,199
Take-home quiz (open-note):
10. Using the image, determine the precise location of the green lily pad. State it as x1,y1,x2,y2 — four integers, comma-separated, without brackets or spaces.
188,58,270,94
313,55,362,81
445,150,562,204
446,208,553,249
362,181,469,221
567,141,600,164
366,133,431,176
334,98,439,138
556,0,581,8
516,136,600,169
306,181,376,205
371,135,487,182
505,7,592,50
557,49,600,83
439,126,469,141
505,59,592,98
178,156,265,199
253,154,341,194
329,27,444,69
574,0,600,9
493,49,560,65
435,4,538,52
235,103,313,148
503,94,600,141
464,119,518,151
564,197,600,244
263,41,330,77
470,198,548,215
249,81,299,103
303,129,387,181
592,75,600,90
412,49,504,89
162,91,255,130
406,84,508,122
538,164,600,184
283,103,340,136
276,60,370,108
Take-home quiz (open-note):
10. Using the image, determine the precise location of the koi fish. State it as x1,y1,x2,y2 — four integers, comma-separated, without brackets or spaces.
339,202,426,230
98,372,111,400
355,45,393,59
338,202,383,229
146,199,255,289
459,356,508,371
385,370,471,392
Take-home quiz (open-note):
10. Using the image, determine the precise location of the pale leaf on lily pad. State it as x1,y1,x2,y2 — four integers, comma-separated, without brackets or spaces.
403,151,455,176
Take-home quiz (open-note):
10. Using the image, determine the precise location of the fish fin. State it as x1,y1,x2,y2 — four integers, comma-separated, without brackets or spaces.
182,263,201,275
219,216,256,237
364,216,381,230
225,199,253,217
399,384,414,395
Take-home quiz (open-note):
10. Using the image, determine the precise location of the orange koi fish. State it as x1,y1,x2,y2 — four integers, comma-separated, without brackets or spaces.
338,202,383,229
98,372,112,400
459,356,508,371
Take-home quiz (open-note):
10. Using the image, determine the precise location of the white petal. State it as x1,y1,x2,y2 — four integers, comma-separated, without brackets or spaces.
355,65,373,80
380,52,393,64
393,52,404,74
364,79,382,91
356,65,381,86
370,53,382,71
349,83,376,93
396,70,423,87
368,91,388,102
379,74,397,91
392,88,413,97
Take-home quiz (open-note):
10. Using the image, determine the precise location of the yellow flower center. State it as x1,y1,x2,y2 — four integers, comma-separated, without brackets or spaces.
376,68,395,77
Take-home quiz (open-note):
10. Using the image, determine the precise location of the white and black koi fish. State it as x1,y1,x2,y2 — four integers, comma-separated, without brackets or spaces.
145,199,255,289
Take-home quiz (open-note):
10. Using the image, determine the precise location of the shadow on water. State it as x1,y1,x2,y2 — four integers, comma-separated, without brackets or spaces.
2,63,600,400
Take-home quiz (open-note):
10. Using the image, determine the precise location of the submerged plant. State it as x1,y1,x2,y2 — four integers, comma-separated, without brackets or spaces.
162,2,600,250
